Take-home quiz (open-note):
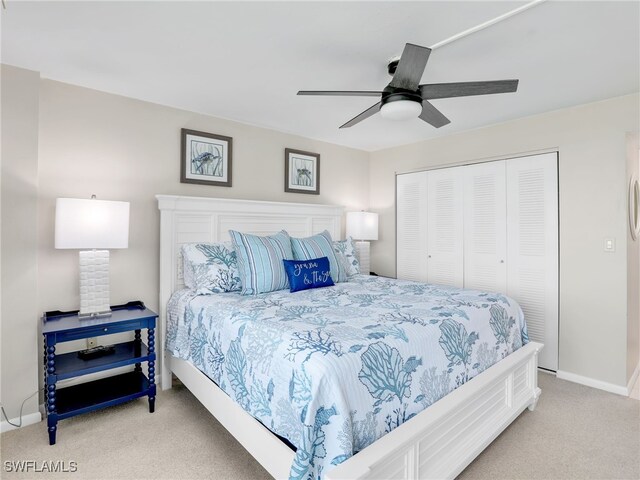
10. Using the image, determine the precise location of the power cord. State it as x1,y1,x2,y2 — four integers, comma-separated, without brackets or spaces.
0,388,42,428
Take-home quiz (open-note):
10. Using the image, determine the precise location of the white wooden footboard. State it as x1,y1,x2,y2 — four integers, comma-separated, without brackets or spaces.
328,341,543,480
168,341,541,480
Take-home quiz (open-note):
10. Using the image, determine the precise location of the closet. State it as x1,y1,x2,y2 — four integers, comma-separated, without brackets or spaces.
396,152,558,371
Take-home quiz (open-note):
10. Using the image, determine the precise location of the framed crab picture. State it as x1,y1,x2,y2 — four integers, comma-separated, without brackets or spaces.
285,148,320,195
181,128,233,187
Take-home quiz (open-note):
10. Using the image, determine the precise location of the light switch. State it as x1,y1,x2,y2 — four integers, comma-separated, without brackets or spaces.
604,238,616,252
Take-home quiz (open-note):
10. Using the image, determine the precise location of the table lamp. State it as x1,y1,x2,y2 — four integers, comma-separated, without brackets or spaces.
346,211,378,275
55,196,130,318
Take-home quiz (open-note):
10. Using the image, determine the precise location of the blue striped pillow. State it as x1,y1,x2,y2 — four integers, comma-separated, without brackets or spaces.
229,230,294,295
290,230,347,283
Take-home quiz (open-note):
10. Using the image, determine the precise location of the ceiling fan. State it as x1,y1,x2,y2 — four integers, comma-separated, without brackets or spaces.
297,43,519,129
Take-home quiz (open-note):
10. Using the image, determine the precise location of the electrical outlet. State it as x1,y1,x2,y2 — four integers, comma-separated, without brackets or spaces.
86,337,98,349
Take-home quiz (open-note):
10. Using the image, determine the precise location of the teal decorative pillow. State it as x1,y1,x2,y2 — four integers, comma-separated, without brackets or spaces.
333,236,361,277
290,230,347,283
229,230,294,295
182,242,241,294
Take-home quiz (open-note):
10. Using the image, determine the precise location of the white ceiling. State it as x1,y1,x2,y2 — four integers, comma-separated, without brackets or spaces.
2,1,638,151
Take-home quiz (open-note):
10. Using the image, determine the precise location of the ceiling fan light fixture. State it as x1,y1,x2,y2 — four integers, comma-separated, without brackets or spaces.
380,99,422,121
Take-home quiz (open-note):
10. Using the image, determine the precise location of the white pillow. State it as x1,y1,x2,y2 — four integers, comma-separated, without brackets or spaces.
333,236,360,277
182,242,241,294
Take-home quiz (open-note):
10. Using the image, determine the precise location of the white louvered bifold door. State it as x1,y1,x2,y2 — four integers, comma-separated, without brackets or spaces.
396,171,428,281
463,161,507,293
506,153,558,371
427,166,464,287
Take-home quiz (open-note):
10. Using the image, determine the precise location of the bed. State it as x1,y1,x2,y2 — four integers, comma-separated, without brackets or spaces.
157,195,543,480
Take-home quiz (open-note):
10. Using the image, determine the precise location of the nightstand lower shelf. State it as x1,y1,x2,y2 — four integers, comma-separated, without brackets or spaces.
56,371,153,420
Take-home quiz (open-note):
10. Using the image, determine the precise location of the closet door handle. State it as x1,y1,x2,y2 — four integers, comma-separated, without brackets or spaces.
428,255,432,258
500,259,505,264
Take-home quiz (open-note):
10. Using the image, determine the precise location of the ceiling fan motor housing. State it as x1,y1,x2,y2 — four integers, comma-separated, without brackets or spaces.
381,86,422,107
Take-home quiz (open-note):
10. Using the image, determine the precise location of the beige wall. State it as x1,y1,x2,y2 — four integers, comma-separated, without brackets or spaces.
1,65,41,421
626,132,640,382
369,94,640,388
36,79,370,317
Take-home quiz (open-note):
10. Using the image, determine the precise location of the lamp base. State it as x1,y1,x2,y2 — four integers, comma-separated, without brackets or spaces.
79,250,112,317
355,241,371,276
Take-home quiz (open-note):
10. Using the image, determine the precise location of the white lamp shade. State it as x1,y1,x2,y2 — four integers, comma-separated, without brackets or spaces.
55,198,130,249
346,211,379,241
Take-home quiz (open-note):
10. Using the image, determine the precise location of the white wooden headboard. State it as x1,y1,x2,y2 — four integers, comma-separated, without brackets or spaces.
156,194,344,387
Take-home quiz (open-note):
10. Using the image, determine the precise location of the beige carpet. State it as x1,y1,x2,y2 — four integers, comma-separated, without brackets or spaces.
1,373,638,480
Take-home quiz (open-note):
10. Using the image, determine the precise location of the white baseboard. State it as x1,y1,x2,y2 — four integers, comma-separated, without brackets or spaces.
626,361,640,396
1,411,42,433
556,370,628,396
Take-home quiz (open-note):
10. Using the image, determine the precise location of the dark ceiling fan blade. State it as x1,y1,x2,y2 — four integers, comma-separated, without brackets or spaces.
297,91,382,97
389,43,431,91
339,102,381,129
420,80,519,99
419,101,450,128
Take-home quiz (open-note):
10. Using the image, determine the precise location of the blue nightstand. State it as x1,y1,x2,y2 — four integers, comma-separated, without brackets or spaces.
42,306,157,445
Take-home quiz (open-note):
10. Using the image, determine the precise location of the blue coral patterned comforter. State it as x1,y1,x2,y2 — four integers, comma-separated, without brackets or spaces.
166,275,528,480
